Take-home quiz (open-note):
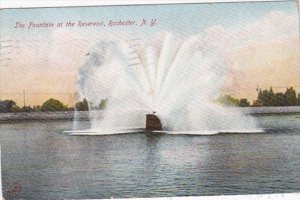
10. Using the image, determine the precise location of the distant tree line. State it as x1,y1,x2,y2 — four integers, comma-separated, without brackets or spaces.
218,86,300,107
0,98,73,113
254,87,300,107
217,95,250,107
0,98,107,113
0,87,299,113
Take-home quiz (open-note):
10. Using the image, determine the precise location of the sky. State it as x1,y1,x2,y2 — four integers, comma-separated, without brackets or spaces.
0,1,299,106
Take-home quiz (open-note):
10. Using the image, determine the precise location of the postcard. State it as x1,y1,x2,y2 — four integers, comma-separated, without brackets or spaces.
0,0,299,199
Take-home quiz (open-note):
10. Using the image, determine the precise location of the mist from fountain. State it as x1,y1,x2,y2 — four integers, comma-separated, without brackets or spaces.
74,31,259,135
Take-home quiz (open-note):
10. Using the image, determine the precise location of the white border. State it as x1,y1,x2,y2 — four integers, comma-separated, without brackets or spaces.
1,0,300,200
0,0,294,9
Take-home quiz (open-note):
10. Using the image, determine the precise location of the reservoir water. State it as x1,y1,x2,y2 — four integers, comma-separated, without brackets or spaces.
0,114,299,199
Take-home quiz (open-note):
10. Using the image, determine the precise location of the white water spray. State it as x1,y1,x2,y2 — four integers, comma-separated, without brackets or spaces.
74,31,259,135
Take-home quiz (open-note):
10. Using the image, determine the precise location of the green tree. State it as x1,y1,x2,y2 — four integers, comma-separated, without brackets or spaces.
11,105,22,112
275,93,285,106
257,89,269,106
256,86,299,107
0,100,17,113
285,87,297,106
268,87,276,106
238,98,250,107
75,98,89,111
257,89,263,104
257,87,279,106
298,94,300,106
217,95,239,106
41,98,68,112
261,89,270,106
252,100,262,107
99,98,108,109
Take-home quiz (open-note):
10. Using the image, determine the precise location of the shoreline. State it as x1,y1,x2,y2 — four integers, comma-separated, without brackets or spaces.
235,106,300,116
0,111,90,123
0,106,300,123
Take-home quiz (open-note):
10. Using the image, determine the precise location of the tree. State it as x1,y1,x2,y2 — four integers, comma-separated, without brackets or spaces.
275,93,285,106
256,86,299,107
285,87,297,106
217,95,239,106
99,98,107,109
75,98,89,111
298,94,300,106
261,89,271,106
252,99,262,107
257,87,283,106
239,98,250,107
41,98,68,112
0,100,17,113
257,89,267,106
268,87,276,106
11,105,22,112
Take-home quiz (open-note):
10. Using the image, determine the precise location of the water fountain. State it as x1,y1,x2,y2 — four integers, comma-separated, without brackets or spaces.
72,32,260,135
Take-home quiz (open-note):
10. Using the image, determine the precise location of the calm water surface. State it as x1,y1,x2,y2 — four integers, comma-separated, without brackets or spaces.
0,114,300,199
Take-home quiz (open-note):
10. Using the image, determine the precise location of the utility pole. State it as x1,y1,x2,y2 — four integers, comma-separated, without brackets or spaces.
23,90,26,107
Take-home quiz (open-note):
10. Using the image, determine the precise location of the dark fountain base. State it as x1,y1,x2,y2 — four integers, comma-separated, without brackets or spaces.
146,114,162,131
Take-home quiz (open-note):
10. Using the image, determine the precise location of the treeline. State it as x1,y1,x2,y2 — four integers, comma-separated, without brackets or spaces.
1,87,299,113
217,95,250,107
0,98,107,113
0,98,72,113
255,87,300,107
218,87,300,107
